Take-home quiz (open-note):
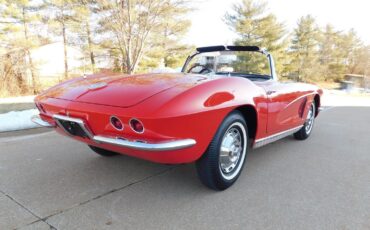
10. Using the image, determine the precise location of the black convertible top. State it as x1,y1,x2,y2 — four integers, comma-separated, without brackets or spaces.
196,45,262,53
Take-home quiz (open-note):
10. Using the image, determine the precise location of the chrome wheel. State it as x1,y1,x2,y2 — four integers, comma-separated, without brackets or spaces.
219,122,247,180
196,111,248,190
305,103,315,134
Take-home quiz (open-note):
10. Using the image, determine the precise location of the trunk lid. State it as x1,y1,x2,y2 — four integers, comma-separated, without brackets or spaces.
46,73,208,107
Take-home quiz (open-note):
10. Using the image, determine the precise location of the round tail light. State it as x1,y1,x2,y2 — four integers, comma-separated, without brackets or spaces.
129,118,144,133
110,116,123,130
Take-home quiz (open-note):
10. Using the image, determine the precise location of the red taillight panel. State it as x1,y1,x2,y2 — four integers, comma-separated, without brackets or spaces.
110,116,123,130
130,118,144,133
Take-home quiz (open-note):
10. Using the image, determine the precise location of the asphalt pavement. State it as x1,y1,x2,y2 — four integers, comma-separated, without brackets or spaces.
0,106,369,230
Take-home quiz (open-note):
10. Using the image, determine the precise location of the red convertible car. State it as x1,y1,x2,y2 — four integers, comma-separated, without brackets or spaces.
32,46,322,190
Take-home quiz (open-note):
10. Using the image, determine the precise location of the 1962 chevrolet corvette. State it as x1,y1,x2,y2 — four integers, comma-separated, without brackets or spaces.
32,45,323,190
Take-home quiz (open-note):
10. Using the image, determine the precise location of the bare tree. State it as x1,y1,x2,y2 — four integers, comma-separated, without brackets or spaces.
0,0,41,93
42,0,76,80
69,0,99,73
98,0,189,74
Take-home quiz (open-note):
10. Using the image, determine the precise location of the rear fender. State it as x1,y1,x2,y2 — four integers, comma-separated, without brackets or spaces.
135,77,268,155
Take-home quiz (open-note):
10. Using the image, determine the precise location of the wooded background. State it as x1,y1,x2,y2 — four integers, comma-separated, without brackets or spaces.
1,0,369,97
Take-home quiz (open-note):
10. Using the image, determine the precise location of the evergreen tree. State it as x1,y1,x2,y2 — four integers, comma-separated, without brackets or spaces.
290,15,320,82
318,24,342,81
348,45,370,77
225,0,288,76
340,29,363,75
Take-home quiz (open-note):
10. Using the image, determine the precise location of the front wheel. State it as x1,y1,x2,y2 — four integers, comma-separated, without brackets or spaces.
196,111,248,190
294,101,315,140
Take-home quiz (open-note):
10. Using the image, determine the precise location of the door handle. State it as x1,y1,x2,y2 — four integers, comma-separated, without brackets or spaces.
266,90,276,95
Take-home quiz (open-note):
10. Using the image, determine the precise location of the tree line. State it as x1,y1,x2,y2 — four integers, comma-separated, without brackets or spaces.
226,0,369,83
1,0,369,97
0,0,191,96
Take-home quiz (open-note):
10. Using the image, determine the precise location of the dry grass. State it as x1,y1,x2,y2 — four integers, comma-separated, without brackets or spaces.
0,80,55,98
1,77,69,98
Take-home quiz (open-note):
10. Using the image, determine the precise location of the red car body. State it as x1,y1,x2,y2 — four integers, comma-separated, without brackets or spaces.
33,69,322,164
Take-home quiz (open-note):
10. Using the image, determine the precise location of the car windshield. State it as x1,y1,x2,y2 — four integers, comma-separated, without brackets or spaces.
183,50,271,80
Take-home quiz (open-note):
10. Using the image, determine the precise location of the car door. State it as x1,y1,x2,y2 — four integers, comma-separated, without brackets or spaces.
256,80,311,135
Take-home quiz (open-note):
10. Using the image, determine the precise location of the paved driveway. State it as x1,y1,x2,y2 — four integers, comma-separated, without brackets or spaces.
0,106,369,230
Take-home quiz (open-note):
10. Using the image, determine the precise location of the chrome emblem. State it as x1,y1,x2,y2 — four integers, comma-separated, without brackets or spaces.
88,82,107,90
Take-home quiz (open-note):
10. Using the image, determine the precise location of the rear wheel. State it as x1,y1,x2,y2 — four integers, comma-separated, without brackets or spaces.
196,111,248,190
294,101,315,140
88,145,119,157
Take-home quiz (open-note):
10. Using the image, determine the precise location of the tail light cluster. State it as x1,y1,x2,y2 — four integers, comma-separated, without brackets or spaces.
110,116,123,130
110,116,144,133
129,118,144,133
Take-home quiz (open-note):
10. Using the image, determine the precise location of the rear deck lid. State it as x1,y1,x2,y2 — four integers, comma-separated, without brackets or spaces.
46,73,203,108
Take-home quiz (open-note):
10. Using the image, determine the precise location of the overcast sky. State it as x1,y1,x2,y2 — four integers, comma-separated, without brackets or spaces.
186,0,370,46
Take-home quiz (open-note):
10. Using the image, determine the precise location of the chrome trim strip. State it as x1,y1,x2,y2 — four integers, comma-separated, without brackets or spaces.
267,53,278,81
52,114,94,139
93,135,196,151
254,125,303,148
283,93,316,110
52,114,196,151
31,115,54,127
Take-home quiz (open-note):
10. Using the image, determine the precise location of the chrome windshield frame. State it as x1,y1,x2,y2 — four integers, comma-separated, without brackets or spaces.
181,45,277,81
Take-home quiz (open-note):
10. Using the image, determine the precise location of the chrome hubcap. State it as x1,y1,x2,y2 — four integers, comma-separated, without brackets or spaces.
305,104,315,134
219,127,243,174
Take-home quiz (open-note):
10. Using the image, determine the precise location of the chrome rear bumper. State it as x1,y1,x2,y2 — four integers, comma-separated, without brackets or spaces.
31,115,54,127
93,135,196,151
31,114,196,151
